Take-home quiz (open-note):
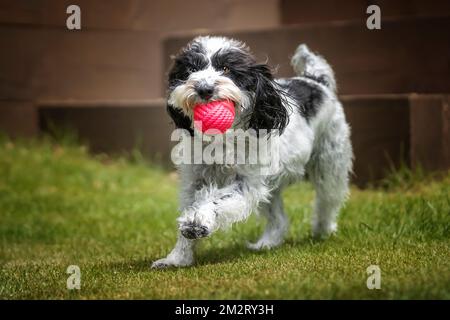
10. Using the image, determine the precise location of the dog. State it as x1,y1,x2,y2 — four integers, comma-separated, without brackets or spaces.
152,36,352,268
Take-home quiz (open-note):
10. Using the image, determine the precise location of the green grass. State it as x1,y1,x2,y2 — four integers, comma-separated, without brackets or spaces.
0,136,449,299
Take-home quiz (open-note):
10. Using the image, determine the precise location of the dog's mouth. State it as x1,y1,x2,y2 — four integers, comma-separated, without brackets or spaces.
168,77,246,127
193,100,236,134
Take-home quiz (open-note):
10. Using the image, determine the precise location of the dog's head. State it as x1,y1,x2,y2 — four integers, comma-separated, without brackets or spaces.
166,36,288,134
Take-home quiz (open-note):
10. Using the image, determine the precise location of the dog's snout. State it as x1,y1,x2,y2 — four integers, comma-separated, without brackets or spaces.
195,83,214,100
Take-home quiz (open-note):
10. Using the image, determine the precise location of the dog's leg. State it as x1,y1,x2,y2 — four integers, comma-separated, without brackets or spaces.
307,110,352,238
248,190,288,250
178,177,269,239
152,234,196,268
152,165,200,269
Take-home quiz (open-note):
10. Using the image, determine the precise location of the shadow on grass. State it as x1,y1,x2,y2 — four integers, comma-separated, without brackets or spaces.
103,235,326,272
196,243,259,266
193,235,325,266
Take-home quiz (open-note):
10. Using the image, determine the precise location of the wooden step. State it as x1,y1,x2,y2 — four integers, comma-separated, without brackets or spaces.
162,16,450,96
37,99,173,163
0,100,37,138
341,94,410,184
281,0,450,25
36,94,450,186
343,94,450,183
0,0,280,31
409,94,450,171
0,26,161,101
0,1,279,103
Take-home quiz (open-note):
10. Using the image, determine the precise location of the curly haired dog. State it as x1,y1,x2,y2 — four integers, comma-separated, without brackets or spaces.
152,36,352,268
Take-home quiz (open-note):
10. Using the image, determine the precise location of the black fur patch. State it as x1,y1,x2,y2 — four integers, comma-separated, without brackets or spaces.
180,223,209,239
278,78,324,121
211,48,289,132
166,41,209,135
302,73,331,88
166,104,193,135
211,48,256,91
168,42,209,89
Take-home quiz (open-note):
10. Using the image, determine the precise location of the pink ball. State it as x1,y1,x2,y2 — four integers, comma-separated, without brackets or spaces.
193,100,235,134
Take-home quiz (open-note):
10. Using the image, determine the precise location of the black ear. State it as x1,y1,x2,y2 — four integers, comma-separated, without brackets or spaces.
248,64,288,133
167,104,194,135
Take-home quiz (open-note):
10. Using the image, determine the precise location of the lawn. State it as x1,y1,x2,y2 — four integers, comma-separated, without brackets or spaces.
0,136,449,299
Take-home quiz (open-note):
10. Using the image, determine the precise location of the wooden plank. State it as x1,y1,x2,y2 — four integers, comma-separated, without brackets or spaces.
163,16,450,95
38,99,174,162
341,95,410,185
37,95,419,186
0,1,280,102
0,0,279,31
281,0,450,25
410,95,450,171
0,100,38,137
36,94,450,184
0,26,161,101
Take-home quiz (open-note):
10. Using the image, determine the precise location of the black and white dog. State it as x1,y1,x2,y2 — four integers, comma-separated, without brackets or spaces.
152,36,352,268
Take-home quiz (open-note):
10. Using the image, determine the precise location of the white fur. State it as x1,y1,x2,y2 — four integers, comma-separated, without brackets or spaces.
152,38,352,269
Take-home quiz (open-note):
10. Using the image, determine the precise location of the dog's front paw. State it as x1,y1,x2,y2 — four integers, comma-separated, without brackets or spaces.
180,222,210,240
151,258,174,269
177,205,216,240
151,257,192,269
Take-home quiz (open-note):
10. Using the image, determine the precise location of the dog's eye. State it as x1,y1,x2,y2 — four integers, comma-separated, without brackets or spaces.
187,66,197,73
222,66,230,74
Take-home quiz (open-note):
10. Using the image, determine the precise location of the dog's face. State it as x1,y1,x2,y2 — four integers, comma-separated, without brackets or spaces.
166,36,288,134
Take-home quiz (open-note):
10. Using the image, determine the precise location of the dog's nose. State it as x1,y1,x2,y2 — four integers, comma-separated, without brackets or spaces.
195,83,214,100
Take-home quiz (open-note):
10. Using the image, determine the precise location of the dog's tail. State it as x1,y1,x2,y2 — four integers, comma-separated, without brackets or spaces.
291,44,336,92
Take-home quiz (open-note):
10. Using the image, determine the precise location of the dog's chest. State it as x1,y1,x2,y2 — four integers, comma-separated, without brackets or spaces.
196,164,238,187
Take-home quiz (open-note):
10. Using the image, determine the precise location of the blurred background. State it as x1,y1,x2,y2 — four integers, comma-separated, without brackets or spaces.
0,0,449,186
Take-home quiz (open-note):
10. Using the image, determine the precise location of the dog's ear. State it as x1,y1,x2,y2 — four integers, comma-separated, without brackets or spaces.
167,104,194,135
248,63,288,133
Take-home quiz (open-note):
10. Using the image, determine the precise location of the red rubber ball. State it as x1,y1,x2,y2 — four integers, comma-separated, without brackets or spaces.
193,100,235,134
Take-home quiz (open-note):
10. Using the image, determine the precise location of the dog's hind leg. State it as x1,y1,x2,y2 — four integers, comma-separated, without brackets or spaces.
307,110,352,238
248,189,289,250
